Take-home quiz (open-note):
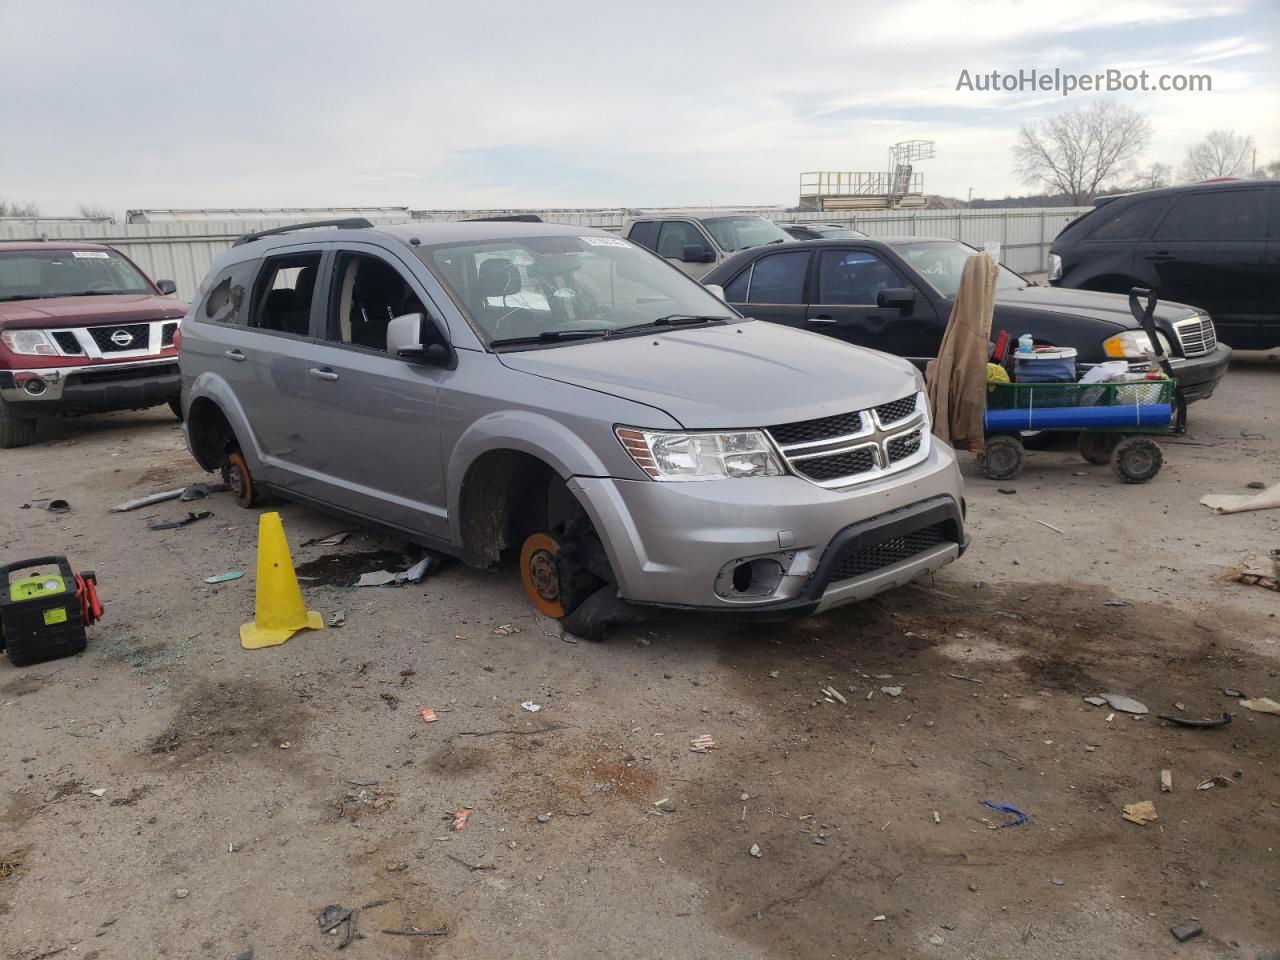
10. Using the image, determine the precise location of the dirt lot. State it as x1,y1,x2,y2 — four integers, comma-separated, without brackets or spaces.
1,353,1277,960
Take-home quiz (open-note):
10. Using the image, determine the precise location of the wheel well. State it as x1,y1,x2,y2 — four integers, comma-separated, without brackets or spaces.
458,450,580,567
186,397,238,472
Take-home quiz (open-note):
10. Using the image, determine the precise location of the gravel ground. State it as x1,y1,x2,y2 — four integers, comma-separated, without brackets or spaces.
1,352,1277,960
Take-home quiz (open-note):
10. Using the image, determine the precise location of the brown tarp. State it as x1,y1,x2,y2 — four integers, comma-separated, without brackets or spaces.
926,253,997,453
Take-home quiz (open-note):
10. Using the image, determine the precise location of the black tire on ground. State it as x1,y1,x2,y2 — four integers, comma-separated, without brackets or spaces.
222,451,259,508
1078,432,1120,465
978,434,1024,481
1111,435,1163,483
0,398,38,449
168,397,184,421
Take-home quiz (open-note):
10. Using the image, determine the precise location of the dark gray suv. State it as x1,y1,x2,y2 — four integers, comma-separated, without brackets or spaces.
179,219,967,634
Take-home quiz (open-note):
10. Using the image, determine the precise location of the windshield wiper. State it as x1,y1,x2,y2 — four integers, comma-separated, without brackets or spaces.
616,315,730,333
490,328,613,348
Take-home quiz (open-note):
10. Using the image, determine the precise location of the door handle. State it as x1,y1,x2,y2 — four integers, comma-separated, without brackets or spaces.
807,315,838,324
1144,252,1174,262
308,367,339,382
224,349,246,361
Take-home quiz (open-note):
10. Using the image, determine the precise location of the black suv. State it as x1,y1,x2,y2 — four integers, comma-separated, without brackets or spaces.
1049,179,1279,349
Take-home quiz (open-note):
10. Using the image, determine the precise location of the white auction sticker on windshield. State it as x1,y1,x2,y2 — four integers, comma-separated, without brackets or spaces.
579,236,630,248
72,251,110,259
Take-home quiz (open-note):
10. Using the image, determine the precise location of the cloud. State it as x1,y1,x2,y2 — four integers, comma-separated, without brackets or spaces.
0,0,1275,211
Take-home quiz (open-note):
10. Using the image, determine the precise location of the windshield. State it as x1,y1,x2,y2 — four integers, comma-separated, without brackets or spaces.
893,240,1028,297
0,249,154,302
422,234,738,348
703,216,791,253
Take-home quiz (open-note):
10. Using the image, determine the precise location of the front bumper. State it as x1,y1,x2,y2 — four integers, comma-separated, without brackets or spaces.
569,440,966,616
0,358,180,416
1167,343,1232,403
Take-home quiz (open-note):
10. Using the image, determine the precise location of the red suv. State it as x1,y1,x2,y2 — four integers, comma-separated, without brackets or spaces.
0,241,187,447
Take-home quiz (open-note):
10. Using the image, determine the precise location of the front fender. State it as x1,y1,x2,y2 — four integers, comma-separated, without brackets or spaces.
445,409,638,545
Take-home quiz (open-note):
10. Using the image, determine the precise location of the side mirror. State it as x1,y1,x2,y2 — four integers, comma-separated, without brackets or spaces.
681,243,715,264
704,283,727,301
156,279,177,295
386,312,455,368
877,287,916,310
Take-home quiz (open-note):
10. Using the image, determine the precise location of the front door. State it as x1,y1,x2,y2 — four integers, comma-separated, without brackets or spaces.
298,244,449,542
806,248,942,364
1138,187,1267,345
723,249,811,328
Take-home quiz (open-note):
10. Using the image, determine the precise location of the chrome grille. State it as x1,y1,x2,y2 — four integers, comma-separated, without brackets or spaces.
887,430,922,463
874,395,918,425
792,446,877,482
160,322,179,346
830,523,949,581
766,391,930,489
768,411,862,446
1172,315,1216,358
51,331,83,354
89,323,149,353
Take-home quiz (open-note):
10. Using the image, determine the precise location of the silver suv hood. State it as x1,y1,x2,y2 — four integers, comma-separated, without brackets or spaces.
497,320,920,429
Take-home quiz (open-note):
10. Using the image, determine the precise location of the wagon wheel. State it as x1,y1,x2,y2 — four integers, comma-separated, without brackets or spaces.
1111,436,1163,483
1078,432,1120,465
978,434,1024,481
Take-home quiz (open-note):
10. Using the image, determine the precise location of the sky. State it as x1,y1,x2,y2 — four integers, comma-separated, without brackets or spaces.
1,0,1277,214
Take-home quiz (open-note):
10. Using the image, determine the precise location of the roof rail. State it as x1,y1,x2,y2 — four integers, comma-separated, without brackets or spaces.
233,217,374,247
461,214,543,223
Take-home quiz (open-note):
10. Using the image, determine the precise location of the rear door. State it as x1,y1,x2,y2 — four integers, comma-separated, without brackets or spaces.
190,244,328,486
296,243,450,541
806,248,941,363
1139,187,1267,344
722,249,811,328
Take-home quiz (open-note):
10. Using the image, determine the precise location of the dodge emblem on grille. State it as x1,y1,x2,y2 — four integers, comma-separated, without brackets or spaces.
110,329,134,347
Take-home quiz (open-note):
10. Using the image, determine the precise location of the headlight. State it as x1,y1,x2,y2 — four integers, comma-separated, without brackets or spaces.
1103,330,1170,360
1047,253,1063,281
1,329,57,356
616,426,784,481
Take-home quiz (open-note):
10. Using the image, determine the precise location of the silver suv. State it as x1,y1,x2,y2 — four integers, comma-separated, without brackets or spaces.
180,219,967,636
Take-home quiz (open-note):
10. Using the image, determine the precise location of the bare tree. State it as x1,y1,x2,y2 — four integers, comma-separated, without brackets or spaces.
1180,130,1256,181
0,197,41,217
1013,101,1153,204
1258,159,1280,180
77,203,116,221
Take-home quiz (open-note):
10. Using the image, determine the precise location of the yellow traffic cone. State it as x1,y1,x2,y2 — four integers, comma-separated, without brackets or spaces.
240,511,324,649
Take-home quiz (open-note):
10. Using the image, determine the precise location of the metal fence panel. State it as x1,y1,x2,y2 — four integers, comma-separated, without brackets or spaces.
0,207,1087,299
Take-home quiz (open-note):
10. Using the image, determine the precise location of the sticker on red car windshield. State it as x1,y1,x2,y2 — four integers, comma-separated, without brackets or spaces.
72,251,110,259
579,236,630,248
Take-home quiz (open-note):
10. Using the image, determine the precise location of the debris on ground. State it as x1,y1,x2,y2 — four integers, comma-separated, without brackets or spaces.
1083,696,1108,706
1094,693,1148,714
1196,775,1233,790
0,849,25,880
1169,920,1203,942
654,798,676,813
300,531,354,547
881,686,903,697
1200,481,1280,514
450,810,470,831
317,901,397,949
748,843,762,858
180,481,229,501
822,685,847,704
1239,697,1280,715
420,707,438,723
521,701,542,713
328,610,345,627
38,498,71,513
356,570,399,587
382,927,448,937
110,488,185,512
1121,800,1158,825
537,813,552,823
203,571,243,584
174,887,189,899
89,788,106,797
1223,687,1247,698
147,509,211,530
493,623,519,636
689,734,717,753
1103,599,1131,607
980,801,1028,827
1156,712,1232,729
356,554,441,587
1160,769,1173,793
1219,555,1280,591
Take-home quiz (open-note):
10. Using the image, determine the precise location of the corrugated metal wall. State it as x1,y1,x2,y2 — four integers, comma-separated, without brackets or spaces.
0,207,1087,300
